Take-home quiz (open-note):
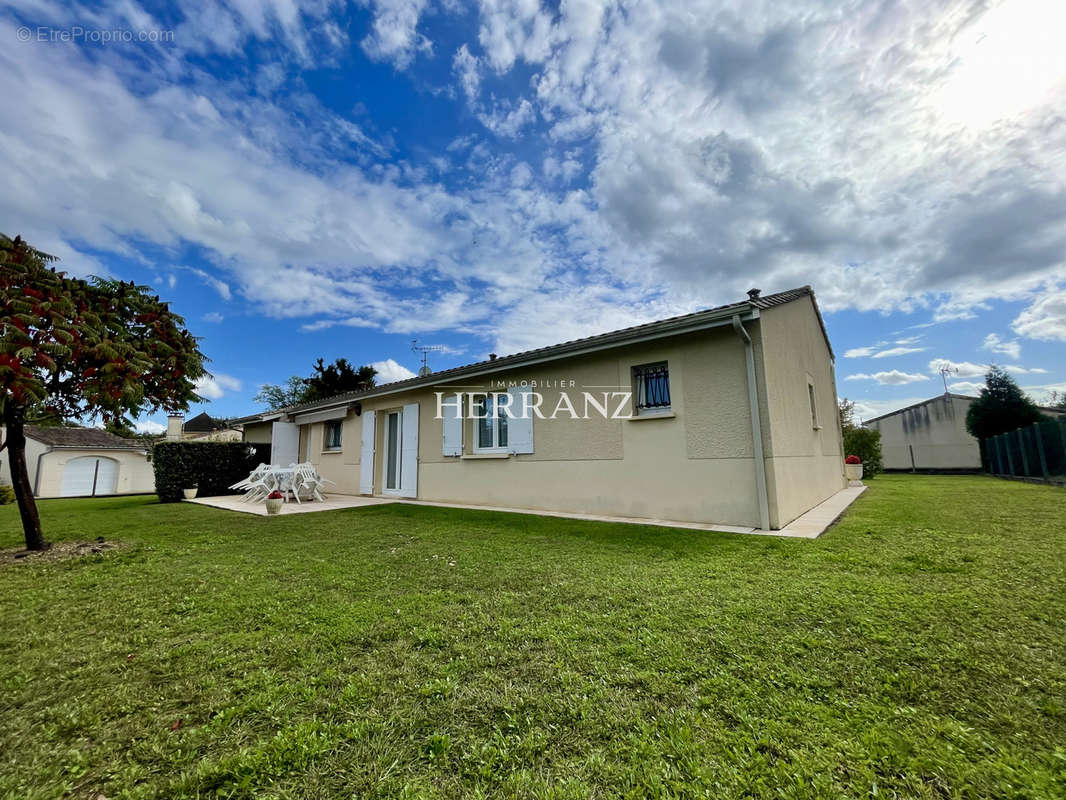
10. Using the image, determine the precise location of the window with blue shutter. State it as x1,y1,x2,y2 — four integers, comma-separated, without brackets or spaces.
633,362,671,415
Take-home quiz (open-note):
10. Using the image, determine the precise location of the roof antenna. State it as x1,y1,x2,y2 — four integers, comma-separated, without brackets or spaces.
937,363,958,394
411,339,444,377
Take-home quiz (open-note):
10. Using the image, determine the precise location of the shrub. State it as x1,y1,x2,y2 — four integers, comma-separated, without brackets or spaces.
0,484,15,505
153,441,258,503
843,427,883,478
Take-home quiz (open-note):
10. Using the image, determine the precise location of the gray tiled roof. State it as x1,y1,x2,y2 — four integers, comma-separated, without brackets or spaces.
25,426,149,450
277,285,828,415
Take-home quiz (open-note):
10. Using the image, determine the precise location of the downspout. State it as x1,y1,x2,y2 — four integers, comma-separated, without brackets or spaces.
34,446,53,496
732,315,771,531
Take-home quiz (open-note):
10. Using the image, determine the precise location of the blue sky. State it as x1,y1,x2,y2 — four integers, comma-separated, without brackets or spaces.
2,0,1064,430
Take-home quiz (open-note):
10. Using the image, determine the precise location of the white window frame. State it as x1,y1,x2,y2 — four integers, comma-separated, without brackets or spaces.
632,361,672,417
472,393,510,454
323,420,343,451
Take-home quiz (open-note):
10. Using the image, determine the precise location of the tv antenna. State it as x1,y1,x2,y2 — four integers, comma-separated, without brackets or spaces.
937,363,958,394
411,340,444,377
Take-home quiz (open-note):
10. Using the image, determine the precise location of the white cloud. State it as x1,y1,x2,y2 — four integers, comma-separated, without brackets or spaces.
5,0,1066,364
845,370,929,386
982,333,1021,360
133,419,167,435
360,0,432,68
195,373,242,400
453,44,481,104
183,268,231,300
301,316,377,332
1012,287,1066,342
928,359,989,379
371,358,417,384
203,312,224,323
871,346,927,359
478,98,536,138
843,346,877,358
948,381,985,395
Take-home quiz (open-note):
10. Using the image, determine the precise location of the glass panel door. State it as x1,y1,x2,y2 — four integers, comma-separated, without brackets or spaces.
385,412,400,490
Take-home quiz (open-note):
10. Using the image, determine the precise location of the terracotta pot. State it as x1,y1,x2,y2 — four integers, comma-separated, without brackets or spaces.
845,463,863,481
183,488,198,499
265,497,284,515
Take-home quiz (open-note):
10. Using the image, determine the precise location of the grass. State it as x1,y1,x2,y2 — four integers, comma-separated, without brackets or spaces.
1,475,1064,799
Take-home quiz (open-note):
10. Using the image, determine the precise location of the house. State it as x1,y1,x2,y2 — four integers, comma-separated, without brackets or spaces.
165,412,242,442
0,426,154,498
865,393,1066,472
240,286,847,530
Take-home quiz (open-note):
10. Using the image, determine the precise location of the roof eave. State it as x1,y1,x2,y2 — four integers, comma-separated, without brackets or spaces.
285,305,761,415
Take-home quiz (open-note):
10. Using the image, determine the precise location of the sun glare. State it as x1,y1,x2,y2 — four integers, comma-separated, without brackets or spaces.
933,0,1066,128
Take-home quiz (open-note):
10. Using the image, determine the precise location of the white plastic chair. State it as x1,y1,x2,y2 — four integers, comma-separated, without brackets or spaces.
289,464,326,504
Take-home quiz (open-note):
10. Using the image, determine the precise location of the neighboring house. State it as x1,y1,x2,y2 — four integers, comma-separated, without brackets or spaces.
0,426,154,498
863,393,1065,472
165,412,242,442
239,286,846,530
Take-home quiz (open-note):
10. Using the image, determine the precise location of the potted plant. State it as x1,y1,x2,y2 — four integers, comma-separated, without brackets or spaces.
265,489,284,516
844,455,863,482
183,484,198,500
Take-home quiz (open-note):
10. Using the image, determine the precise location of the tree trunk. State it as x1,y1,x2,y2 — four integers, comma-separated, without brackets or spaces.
3,405,47,550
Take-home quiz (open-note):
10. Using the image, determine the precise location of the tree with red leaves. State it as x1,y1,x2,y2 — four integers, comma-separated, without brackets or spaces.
1,234,206,550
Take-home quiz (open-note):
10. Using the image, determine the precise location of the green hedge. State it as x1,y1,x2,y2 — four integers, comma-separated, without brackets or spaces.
843,426,883,479
153,441,259,503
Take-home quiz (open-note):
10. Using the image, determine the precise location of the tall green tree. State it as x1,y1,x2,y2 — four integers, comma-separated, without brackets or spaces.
965,366,1045,440
1,234,206,550
303,358,377,402
254,375,310,410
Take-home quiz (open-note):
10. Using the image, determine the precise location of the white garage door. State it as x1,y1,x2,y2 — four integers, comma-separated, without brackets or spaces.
61,457,119,497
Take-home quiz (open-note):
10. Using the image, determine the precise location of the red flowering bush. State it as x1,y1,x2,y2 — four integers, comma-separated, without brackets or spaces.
845,455,862,465
267,490,284,500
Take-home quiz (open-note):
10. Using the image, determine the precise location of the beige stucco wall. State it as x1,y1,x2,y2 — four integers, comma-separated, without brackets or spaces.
292,328,767,527
242,421,274,444
756,296,847,528
0,431,47,489
866,395,982,470
273,297,842,529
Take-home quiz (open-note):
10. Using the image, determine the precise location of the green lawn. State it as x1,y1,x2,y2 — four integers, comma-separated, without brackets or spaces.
1,476,1064,800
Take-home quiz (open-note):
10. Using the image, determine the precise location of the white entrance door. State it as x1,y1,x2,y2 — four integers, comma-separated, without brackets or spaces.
381,404,419,497
61,456,119,496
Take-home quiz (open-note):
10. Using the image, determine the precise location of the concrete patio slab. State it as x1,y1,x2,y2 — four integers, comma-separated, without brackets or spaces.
777,484,867,538
185,494,394,516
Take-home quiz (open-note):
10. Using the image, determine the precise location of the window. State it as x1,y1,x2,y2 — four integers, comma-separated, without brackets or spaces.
807,380,820,429
324,420,343,450
633,362,671,415
474,393,509,452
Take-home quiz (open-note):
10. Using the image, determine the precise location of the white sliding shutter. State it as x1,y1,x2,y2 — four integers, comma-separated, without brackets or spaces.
400,403,419,498
507,386,534,454
359,410,376,494
442,393,463,456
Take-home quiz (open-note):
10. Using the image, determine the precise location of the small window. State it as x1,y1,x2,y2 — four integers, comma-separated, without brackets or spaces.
807,381,820,429
473,394,509,452
324,420,343,450
633,362,671,415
